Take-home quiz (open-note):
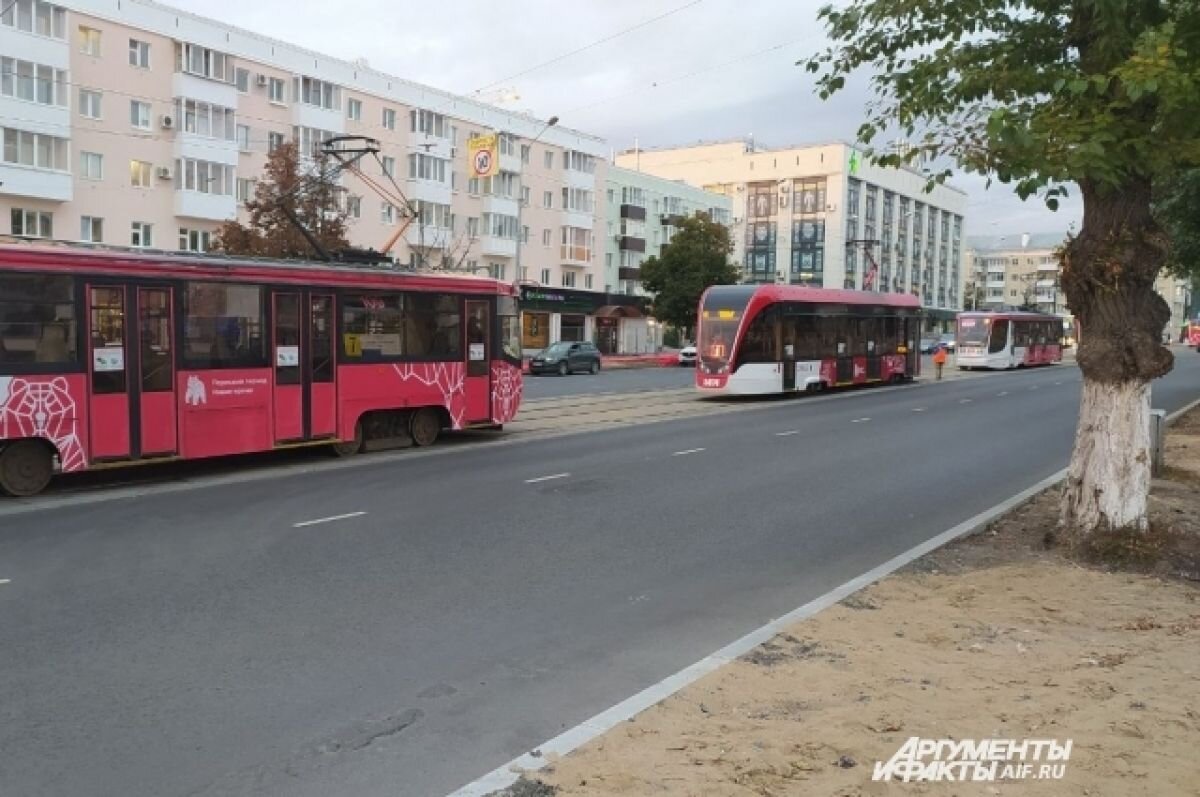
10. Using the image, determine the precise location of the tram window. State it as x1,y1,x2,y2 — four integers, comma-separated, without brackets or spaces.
405,293,461,358
183,282,266,368
739,310,776,363
790,315,819,360
0,274,77,369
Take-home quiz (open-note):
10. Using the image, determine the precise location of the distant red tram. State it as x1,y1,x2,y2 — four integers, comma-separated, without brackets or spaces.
0,243,522,496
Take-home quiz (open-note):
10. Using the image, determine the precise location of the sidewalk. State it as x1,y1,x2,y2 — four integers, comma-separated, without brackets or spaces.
498,403,1200,797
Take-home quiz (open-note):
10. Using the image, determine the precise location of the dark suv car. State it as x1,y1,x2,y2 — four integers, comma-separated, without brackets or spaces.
529,341,602,375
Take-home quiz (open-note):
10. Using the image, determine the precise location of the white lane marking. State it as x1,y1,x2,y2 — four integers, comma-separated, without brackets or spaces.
672,448,706,457
851,417,871,423
1054,381,1064,386
292,511,367,528
912,407,926,412
998,391,1009,397
447,468,1074,797
960,398,973,404
775,430,800,437
1029,385,1040,390
525,473,571,484
0,579,10,585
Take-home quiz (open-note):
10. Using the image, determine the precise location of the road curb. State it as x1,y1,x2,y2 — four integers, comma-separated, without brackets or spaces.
448,391,1200,797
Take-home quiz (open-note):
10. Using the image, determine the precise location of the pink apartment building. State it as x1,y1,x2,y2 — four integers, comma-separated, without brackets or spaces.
0,0,656,350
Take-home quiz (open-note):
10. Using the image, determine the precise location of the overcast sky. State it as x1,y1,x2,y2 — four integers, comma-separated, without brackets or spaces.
180,0,1080,237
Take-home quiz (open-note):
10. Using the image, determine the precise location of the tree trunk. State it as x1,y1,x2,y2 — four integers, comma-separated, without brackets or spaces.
1059,177,1173,534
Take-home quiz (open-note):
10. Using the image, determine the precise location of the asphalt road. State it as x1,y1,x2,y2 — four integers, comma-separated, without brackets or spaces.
523,363,694,399
2,355,1199,797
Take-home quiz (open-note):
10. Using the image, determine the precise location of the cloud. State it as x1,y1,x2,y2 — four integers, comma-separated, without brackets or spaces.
174,0,1078,235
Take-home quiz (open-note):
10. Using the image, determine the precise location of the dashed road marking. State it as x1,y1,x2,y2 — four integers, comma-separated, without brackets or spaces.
672,448,706,457
960,398,973,404
912,407,926,412
851,418,872,423
525,473,571,484
293,511,367,528
775,430,800,437
0,579,10,585
998,391,1009,397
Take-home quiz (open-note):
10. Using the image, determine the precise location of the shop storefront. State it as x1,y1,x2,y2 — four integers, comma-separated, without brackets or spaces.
519,287,650,355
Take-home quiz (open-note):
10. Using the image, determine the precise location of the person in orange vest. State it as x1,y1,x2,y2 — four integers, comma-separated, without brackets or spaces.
932,343,948,380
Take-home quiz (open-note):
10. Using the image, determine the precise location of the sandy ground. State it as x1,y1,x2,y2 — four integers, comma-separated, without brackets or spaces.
509,410,1200,797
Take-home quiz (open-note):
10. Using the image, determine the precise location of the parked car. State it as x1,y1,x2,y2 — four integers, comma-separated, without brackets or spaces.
919,337,941,354
529,341,602,375
938,333,957,353
678,345,697,366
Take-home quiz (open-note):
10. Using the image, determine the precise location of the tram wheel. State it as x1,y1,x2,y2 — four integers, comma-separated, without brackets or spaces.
410,408,442,447
0,440,53,497
331,421,364,457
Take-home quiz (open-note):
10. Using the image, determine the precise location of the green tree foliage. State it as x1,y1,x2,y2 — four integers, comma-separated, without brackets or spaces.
639,215,739,338
213,141,349,259
1156,168,1200,284
804,0,1200,533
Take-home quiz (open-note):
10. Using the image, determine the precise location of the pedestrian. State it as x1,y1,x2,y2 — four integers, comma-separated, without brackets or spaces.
932,343,948,380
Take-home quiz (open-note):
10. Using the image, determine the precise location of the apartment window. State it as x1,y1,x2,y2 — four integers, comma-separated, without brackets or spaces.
382,107,396,130
235,67,250,92
561,272,577,288
413,200,452,229
79,151,103,180
177,98,236,140
128,38,150,68
481,171,517,198
177,43,234,83
543,190,553,209
410,108,448,138
179,228,210,252
130,222,153,248
482,213,519,240
236,177,255,203
466,217,479,237
522,226,530,243
80,215,103,242
521,186,531,206
381,202,396,224
130,160,152,187
2,1,67,39
347,98,362,121
174,158,234,195
296,76,339,110
236,124,250,151
542,229,552,247
78,26,101,56
407,153,448,182
78,88,101,118
561,227,593,262
1,58,67,106
268,77,285,103
267,131,285,153
562,187,594,214
540,268,551,284
11,208,52,238
1,127,69,170
293,126,335,157
543,150,554,169
130,100,151,129
346,195,361,219
564,150,596,173
382,156,395,177
520,144,530,164
585,274,593,290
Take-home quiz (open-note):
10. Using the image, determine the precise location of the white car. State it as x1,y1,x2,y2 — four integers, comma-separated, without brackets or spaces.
678,345,697,366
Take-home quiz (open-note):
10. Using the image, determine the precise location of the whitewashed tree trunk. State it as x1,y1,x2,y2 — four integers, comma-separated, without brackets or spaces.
1061,379,1152,532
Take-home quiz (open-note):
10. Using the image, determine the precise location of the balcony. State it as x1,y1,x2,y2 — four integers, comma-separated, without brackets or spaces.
617,236,646,253
172,72,238,111
175,190,237,221
560,245,591,266
619,267,641,281
482,194,519,217
0,163,71,202
479,235,517,257
619,204,646,221
1036,278,1056,289
405,225,452,249
500,151,522,174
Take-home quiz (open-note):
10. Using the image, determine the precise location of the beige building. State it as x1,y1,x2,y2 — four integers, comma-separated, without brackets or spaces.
1,0,608,316
615,140,969,328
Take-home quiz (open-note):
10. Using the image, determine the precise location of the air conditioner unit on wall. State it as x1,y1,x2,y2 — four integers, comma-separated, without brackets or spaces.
159,114,174,129
256,74,269,87
156,166,173,180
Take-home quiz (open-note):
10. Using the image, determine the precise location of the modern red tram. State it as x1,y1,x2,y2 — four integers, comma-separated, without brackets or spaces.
695,284,922,395
0,243,523,496
955,311,1063,369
